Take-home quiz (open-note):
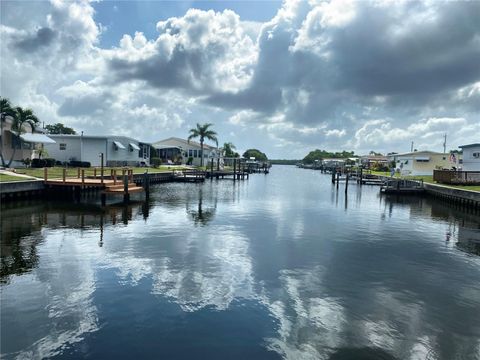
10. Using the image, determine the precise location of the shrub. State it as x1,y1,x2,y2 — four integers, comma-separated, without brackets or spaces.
68,160,91,168
44,158,56,167
151,157,162,168
31,159,46,168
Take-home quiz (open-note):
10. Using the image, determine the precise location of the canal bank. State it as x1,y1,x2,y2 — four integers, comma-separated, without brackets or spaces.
424,182,480,209
0,168,252,202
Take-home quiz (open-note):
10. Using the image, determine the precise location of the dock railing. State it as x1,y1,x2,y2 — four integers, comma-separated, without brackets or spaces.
433,170,480,185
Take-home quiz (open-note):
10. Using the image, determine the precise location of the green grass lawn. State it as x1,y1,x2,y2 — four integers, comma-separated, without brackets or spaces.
369,170,480,192
14,166,192,180
0,174,35,182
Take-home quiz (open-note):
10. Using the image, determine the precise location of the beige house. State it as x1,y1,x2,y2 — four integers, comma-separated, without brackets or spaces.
152,137,220,166
0,115,55,167
389,151,456,176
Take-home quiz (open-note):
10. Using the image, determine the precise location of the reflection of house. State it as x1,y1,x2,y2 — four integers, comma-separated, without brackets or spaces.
44,134,150,167
389,151,453,176
459,143,480,171
456,227,480,256
152,137,220,166
0,115,55,167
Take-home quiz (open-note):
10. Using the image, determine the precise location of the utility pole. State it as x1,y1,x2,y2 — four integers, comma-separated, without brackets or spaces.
443,133,447,153
410,141,414,152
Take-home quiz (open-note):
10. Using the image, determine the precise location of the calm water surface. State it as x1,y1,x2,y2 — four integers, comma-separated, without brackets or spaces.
1,166,480,360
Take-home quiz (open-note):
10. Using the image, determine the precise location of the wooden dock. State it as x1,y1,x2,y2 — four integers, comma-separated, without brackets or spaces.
173,170,206,182
43,168,145,204
380,179,424,194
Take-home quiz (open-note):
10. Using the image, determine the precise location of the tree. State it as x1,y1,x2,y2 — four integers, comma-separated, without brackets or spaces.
243,149,268,161
1,97,17,167
223,142,239,158
45,123,76,135
6,107,39,167
188,123,218,166
302,149,355,164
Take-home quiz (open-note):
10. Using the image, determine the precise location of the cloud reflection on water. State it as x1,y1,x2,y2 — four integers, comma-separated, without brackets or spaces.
1,170,480,360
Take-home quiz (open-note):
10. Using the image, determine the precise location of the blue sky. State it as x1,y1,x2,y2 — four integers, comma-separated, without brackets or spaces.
95,1,281,48
1,0,479,159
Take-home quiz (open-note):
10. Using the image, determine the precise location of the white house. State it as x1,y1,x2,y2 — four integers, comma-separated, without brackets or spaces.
459,143,480,171
44,134,150,167
0,115,55,167
152,137,220,166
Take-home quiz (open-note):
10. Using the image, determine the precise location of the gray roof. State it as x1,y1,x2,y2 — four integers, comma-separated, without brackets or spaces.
459,143,480,148
47,134,147,144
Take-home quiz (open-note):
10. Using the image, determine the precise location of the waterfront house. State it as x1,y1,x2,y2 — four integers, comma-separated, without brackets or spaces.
389,151,454,176
44,134,150,167
360,155,390,169
0,115,55,167
459,143,480,171
152,137,220,166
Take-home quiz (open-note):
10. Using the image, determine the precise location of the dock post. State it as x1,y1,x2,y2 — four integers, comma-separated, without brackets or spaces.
63,168,66,183
94,168,97,179
123,173,129,204
143,170,150,198
360,168,363,185
100,153,104,185
210,158,214,178
44,167,48,182
113,170,117,185
336,172,340,189
345,173,349,193
81,169,85,188
233,158,237,182
217,158,220,171
332,168,336,184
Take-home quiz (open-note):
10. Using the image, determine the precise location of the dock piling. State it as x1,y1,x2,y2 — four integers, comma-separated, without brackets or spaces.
123,173,129,203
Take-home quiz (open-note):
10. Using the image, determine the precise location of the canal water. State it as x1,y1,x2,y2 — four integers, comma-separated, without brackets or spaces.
1,166,480,360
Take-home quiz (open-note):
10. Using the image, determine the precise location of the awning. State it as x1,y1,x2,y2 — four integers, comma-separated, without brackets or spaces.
113,141,126,149
415,156,430,161
19,133,56,144
153,145,183,150
129,143,141,151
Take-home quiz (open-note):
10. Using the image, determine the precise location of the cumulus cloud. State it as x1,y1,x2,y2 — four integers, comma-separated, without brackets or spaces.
104,9,257,93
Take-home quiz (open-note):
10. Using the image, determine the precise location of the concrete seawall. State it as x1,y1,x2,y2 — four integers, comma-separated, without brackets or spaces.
424,183,480,209
0,180,46,200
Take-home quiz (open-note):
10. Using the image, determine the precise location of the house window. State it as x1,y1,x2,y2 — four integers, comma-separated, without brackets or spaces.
60,143,67,150
188,149,193,157
442,157,446,160
473,152,480,158
193,150,198,158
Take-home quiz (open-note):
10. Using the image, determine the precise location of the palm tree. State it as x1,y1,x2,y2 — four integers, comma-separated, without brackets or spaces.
188,123,218,167
1,98,17,167
6,107,39,167
223,142,237,158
